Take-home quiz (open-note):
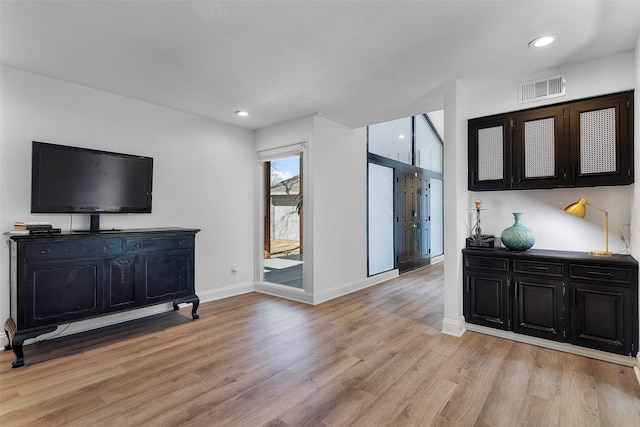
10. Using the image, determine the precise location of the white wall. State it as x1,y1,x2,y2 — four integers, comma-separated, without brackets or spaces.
254,116,313,153
469,187,632,254
0,66,256,345
466,51,636,254
441,79,469,337
468,51,635,119
311,115,369,299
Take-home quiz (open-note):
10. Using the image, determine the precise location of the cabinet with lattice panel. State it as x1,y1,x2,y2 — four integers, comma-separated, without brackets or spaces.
569,91,634,187
467,115,512,191
468,90,633,191
513,104,567,189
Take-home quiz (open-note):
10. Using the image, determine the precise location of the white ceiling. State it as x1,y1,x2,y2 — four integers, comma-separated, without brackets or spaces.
2,1,639,130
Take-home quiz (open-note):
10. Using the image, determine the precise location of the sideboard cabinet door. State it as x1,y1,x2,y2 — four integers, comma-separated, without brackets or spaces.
570,282,634,355
142,249,193,302
463,253,511,330
24,258,104,328
512,277,565,341
105,255,140,311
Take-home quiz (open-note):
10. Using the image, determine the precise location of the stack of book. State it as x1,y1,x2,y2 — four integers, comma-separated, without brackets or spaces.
12,222,62,235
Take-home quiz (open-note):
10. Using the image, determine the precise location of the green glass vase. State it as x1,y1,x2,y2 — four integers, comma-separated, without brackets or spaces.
501,212,535,251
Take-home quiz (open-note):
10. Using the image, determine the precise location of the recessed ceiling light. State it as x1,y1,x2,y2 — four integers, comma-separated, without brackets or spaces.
399,134,405,139
235,110,249,117
529,35,555,48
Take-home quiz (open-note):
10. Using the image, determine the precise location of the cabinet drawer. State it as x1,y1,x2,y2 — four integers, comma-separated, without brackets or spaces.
569,264,632,284
513,260,563,277
24,239,123,260
126,236,194,252
465,255,508,272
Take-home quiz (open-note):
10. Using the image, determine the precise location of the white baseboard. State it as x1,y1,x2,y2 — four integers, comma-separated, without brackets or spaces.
430,255,444,264
311,270,399,305
254,282,314,304
198,281,255,303
441,316,466,337
466,323,637,367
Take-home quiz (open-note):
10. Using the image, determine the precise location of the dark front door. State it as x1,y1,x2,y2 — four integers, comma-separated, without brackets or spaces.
396,171,430,273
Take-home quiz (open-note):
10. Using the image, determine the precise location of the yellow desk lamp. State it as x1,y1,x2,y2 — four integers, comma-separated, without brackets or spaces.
564,198,612,256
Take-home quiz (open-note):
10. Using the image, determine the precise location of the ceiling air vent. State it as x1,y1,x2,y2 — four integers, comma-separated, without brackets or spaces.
518,75,565,104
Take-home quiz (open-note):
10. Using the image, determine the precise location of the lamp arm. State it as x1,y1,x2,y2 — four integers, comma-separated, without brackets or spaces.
587,202,609,253
586,202,608,215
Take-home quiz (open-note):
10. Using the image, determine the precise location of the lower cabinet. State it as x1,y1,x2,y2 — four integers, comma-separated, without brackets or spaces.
463,248,638,357
4,228,200,368
512,276,565,342
570,282,634,355
26,258,105,327
465,270,510,330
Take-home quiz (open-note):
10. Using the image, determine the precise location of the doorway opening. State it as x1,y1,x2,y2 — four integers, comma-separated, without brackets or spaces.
263,155,303,288
367,113,444,275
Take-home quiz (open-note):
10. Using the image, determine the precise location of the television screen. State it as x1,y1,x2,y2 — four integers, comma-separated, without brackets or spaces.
31,141,153,215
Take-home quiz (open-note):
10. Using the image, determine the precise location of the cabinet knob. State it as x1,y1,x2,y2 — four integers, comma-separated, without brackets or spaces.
135,243,142,249
178,240,185,246
103,245,110,251
40,248,50,256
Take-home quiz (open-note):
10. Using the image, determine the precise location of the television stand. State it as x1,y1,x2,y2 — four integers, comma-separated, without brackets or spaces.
90,213,100,231
72,228,122,233
4,227,200,368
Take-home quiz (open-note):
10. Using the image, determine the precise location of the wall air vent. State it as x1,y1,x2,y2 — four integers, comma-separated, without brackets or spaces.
518,75,566,104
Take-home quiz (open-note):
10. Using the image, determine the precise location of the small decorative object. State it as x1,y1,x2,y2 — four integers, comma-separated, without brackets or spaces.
501,212,535,251
466,200,496,248
471,200,485,242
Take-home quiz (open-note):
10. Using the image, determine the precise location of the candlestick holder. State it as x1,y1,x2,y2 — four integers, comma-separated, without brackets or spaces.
466,201,497,248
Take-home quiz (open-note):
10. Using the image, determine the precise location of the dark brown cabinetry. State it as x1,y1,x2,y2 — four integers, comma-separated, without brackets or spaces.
569,93,634,187
4,228,200,368
569,263,637,354
512,258,565,342
463,248,638,356
468,91,634,191
463,252,510,329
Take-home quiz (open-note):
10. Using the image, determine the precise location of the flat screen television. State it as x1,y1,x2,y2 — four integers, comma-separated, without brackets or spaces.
31,141,153,231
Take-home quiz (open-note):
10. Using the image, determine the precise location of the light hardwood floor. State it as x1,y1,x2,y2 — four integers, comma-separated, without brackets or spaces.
1,263,639,426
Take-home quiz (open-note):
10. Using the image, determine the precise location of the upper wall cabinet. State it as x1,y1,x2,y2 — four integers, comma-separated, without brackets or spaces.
468,90,634,191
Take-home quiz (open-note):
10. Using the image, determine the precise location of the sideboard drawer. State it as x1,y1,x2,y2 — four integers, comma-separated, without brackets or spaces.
513,259,563,277
465,255,508,272
569,264,633,284
126,236,194,252
24,239,124,260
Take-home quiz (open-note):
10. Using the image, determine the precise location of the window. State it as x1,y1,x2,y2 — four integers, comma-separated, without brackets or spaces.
368,117,413,165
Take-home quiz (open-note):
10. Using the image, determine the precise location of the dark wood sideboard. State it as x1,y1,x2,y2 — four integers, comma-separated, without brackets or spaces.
4,228,200,368
463,248,638,357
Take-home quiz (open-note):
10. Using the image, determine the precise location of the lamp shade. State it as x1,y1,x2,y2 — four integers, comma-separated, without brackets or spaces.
564,197,611,256
565,198,587,218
